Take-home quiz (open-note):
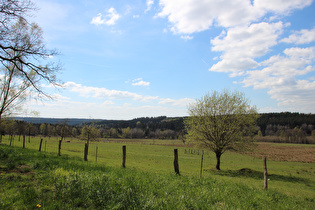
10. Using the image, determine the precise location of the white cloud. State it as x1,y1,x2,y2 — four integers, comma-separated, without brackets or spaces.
210,22,284,75
157,0,261,34
159,98,195,107
157,0,311,35
145,0,154,12
131,78,150,86
254,0,313,14
25,82,193,119
241,47,315,111
281,28,315,44
63,81,156,101
267,80,315,113
91,7,121,26
180,35,193,40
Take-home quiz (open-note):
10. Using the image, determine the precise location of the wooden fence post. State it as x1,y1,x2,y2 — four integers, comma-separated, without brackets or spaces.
23,135,26,148
200,151,204,178
122,145,126,168
95,145,98,162
45,140,47,152
84,143,89,161
58,140,62,156
264,157,268,190
174,149,180,175
39,138,43,152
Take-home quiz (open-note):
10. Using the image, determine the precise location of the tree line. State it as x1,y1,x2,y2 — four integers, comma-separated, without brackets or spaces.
1,112,314,144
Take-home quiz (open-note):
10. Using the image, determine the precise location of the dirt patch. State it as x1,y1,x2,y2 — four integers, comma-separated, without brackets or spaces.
244,143,315,163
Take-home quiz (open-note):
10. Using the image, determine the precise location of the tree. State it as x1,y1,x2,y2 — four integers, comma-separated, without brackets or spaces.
81,124,100,161
55,121,70,156
40,123,47,136
185,90,258,170
0,0,60,120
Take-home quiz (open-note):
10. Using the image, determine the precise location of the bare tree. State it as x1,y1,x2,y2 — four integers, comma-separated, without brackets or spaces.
0,0,61,120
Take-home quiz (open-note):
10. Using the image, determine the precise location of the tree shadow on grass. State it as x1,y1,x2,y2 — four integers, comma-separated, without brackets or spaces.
210,168,312,185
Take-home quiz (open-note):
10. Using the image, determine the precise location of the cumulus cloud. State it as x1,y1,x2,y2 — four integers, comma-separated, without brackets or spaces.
157,0,314,112
63,81,156,101
241,47,315,111
26,81,193,119
210,22,283,75
281,28,315,44
180,35,193,40
157,0,312,34
145,0,154,12
131,78,150,86
91,7,120,26
254,0,313,14
159,98,195,107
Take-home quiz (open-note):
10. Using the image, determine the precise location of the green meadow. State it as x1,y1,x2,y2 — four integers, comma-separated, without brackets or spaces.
1,136,314,209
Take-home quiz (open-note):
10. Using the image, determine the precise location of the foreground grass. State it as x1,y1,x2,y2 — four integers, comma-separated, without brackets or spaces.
1,144,314,209
4,136,315,198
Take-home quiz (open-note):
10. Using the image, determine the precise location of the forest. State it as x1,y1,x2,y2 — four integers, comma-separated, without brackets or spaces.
1,112,314,144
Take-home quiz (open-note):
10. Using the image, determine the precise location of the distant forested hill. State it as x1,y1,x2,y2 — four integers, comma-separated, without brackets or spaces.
257,112,315,135
13,112,315,137
13,117,101,126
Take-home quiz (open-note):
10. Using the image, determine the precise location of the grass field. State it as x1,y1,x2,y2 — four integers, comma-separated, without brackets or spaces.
1,136,315,209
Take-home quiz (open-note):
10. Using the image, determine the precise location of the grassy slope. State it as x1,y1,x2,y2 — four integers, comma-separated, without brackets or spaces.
1,136,315,209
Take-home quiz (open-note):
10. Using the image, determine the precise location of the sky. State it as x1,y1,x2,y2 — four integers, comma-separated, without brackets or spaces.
22,0,315,120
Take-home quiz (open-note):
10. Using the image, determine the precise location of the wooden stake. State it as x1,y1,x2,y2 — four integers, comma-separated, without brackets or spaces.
200,151,204,178
122,145,126,168
23,135,26,148
264,157,268,190
58,140,62,156
174,149,180,175
95,145,98,162
39,138,43,152
84,143,89,161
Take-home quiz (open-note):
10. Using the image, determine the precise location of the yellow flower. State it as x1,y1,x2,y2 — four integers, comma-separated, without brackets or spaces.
36,204,41,208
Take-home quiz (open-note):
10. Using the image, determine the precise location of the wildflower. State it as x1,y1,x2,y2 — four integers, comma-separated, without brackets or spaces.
36,204,41,208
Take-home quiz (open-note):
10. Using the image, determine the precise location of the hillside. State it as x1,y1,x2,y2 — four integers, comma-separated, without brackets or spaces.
13,117,102,126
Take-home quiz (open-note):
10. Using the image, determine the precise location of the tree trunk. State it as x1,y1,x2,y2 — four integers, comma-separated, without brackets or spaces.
39,139,43,152
174,149,180,175
23,135,26,148
84,143,89,161
122,145,126,168
215,152,221,170
58,140,62,156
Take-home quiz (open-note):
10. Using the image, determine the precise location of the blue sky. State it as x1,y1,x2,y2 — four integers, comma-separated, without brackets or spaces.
23,0,315,119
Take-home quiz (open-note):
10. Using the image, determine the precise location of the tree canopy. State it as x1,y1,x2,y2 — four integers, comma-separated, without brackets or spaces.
185,90,258,170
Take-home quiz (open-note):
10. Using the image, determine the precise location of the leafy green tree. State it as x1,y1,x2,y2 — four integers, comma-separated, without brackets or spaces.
81,124,100,161
72,127,78,138
40,123,48,136
185,90,258,170
55,121,70,156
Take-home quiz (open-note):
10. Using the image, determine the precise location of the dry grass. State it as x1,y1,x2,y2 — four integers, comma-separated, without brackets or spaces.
244,142,315,163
